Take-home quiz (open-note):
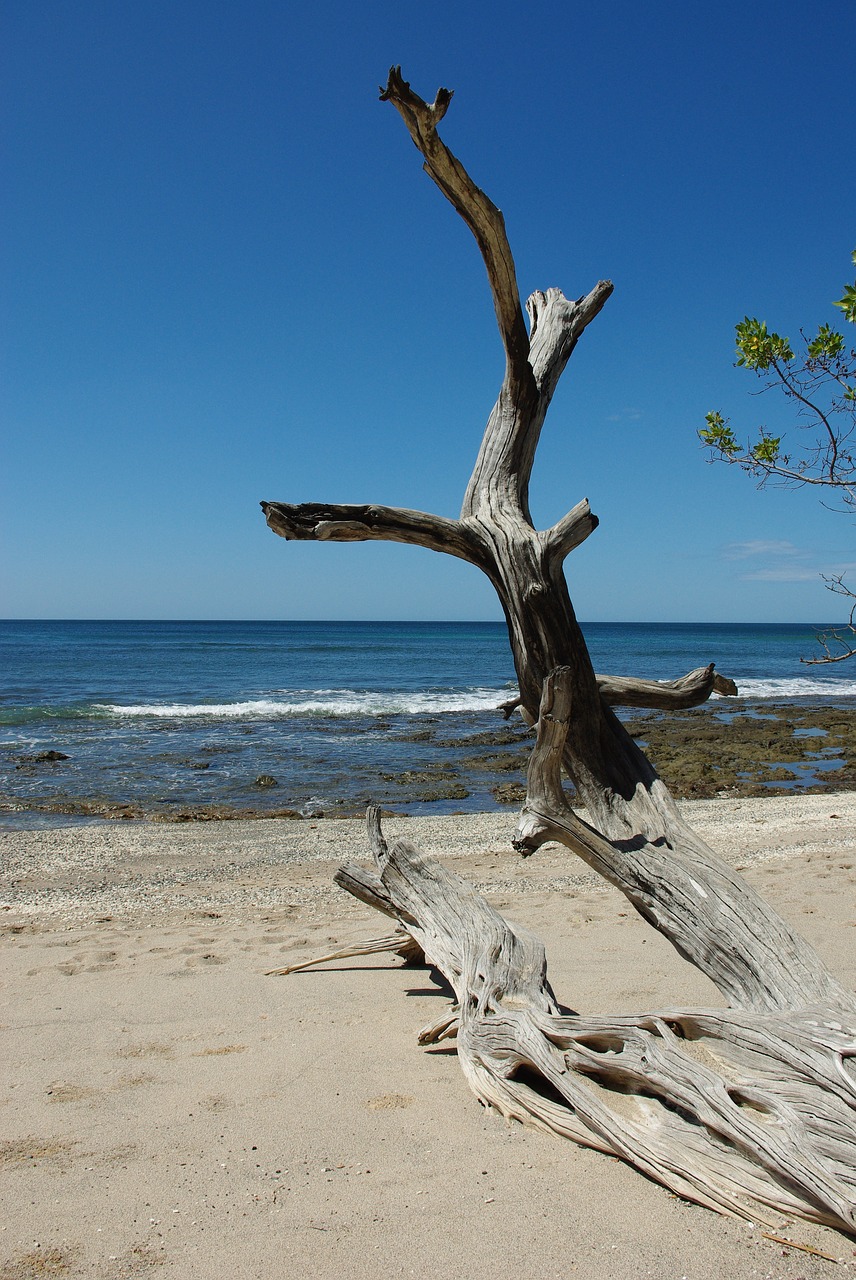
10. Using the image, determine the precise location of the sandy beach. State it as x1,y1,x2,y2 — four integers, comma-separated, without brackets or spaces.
2,793,855,1279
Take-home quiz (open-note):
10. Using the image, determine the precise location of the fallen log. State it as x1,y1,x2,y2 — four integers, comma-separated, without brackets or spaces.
279,674,856,1237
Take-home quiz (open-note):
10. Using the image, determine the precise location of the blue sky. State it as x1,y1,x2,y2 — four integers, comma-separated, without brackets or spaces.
3,0,854,622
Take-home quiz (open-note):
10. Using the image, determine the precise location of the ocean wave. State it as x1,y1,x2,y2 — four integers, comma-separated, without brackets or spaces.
96,687,512,719
718,676,856,699
4,675,855,729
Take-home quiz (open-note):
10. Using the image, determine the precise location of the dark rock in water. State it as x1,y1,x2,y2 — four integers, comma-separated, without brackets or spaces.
17,750,70,763
254,774,278,788
4,797,146,820
302,805,325,819
382,767,459,786
619,702,856,798
436,728,530,749
413,782,471,802
0,796,296,822
460,750,528,773
492,781,527,804
150,804,302,822
182,760,211,770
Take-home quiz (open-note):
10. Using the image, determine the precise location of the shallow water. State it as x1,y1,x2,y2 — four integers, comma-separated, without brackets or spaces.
2,620,854,823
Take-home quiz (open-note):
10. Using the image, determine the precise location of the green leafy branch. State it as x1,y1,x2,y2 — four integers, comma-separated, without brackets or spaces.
700,249,856,508
701,249,856,663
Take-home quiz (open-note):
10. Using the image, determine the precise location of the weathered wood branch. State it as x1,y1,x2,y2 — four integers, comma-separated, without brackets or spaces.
265,931,420,975
526,283,615,406
461,281,613,521
334,861,404,922
596,663,738,708
379,66,612,520
515,669,850,1012
499,663,736,719
303,798,856,1236
380,66,532,393
544,497,599,561
260,499,487,566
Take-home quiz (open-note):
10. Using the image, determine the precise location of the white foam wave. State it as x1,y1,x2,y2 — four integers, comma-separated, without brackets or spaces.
96,675,856,719
98,687,511,719
718,677,856,699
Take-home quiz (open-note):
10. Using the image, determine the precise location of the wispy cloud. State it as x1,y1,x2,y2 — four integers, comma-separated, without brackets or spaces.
740,565,818,582
722,540,822,583
724,540,810,562
605,408,644,424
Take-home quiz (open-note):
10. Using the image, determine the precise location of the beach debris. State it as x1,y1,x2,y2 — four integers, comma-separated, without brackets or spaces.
265,931,420,976
760,1233,840,1262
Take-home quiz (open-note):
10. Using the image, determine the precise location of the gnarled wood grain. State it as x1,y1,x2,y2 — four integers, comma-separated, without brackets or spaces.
499,663,738,718
311,787,855,1233
286,790,855,1235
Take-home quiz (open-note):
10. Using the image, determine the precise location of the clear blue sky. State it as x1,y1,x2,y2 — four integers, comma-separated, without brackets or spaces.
3,0,854,622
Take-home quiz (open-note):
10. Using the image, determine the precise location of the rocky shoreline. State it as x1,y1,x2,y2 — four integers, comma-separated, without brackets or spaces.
2,700,854,823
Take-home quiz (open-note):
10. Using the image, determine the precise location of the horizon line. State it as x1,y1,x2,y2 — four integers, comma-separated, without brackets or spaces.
0,617,840,628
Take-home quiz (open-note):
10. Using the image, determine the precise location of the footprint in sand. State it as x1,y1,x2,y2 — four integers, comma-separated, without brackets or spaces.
364,1094,414,1111
191,1044,247,1057
116,1041,174,1060
0,1244,82,1277
0,1137,77,1169
200,1093,233,1113
45,1083,95,1104
115,1072,158,1090
185,952,225,966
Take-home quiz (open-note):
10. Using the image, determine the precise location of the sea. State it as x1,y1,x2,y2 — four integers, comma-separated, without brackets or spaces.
2,619,855,827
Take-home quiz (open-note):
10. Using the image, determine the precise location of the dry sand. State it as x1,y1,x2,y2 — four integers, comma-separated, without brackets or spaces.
2,793,855,1279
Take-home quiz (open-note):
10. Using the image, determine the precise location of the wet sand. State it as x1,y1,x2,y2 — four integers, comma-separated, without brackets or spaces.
2,794,855,1278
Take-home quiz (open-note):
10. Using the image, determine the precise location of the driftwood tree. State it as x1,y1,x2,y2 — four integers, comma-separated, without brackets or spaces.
264,70,856,1235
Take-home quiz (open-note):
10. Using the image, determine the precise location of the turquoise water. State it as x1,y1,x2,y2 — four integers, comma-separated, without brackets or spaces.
1,620,853,822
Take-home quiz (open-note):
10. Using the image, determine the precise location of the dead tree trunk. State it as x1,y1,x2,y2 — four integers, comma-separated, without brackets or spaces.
263,68,725,838
263,70,856,1231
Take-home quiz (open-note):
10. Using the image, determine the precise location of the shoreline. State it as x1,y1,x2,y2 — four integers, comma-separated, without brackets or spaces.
4,698,856,826
3,791,855,923
2,792,855,1277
